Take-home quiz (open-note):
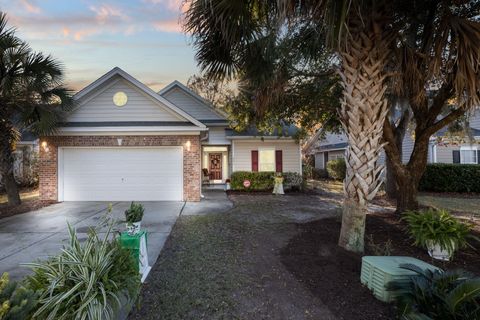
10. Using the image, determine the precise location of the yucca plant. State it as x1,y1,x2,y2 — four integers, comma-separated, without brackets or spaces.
24,211,140,320
387,264,480,320
403,209,476,257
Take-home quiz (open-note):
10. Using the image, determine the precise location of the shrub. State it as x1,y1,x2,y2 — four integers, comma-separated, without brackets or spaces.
419,163,480,193
125,202,144,223
24,211,141,320
230,171,303,191
387,264,480,320
283,172,303,190
302,163,313,179
312,168,328,180
403,209,476,256
326,158,346,180
0,273,39,320
230,171,275,191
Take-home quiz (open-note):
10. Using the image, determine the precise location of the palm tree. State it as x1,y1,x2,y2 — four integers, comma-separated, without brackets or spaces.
0,13,74,205
185,0,391,252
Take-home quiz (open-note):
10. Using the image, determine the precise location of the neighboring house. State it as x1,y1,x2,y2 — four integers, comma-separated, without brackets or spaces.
304,110,480,169
38,67,301,202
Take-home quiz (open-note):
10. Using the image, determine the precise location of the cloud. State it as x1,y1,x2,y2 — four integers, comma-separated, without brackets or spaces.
152,18,182,33
89,4,130,25
19,0,41,14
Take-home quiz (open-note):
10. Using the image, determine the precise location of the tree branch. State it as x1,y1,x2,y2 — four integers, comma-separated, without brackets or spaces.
423,107,467,138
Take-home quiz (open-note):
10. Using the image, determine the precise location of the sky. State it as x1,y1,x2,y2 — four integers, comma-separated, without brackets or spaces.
0,0,198,92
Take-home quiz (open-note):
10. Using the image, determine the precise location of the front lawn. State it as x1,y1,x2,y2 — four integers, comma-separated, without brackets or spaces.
129,194,394,320
417,194,480,217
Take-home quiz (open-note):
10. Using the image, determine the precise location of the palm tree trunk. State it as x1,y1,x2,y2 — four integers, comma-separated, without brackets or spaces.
0,120,21,206
337,20,390,253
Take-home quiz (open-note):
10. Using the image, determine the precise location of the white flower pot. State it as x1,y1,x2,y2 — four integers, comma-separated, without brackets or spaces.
126,221,141,235
426,240,456,261
225,183,231,191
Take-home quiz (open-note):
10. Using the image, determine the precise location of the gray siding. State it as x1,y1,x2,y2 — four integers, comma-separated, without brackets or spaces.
469,109,480,130
204,127,230,145
161,87,224,120
70,78,186,122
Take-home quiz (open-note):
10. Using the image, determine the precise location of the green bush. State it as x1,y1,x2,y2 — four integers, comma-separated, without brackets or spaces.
387,265,480,320
0,273,39,320
312,168,328,179
24,209,141,320
403,209,476,256
230,171,303,191
326,158,346,180
302,163,313,179
419,164,480,193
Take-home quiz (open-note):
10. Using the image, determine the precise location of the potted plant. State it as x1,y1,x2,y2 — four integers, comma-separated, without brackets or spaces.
403,209,476,261
225,178,231,191
125,202,144,235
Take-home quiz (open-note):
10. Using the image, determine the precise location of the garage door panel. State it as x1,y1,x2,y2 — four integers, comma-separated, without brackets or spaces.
61,148,183,201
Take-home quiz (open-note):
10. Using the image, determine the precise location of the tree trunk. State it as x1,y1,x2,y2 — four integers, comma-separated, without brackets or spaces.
338,199,367,252
337,16,391,253
385,157,397,199
3,170,20,206
393,169,419,212
0,119,21,206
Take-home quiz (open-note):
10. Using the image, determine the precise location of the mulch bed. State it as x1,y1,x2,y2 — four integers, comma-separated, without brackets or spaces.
0,200,56,220
280,217,395,320
280,212,480,320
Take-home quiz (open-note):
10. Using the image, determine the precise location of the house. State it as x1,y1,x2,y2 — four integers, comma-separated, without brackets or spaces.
38,67,301,202
304,110,480,169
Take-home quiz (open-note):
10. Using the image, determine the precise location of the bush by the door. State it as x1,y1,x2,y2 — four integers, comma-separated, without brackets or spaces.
419,164,480,193
230,171,303,191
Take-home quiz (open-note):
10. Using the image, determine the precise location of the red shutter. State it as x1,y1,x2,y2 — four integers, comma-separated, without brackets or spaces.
251,150,258,172
275,150,283,172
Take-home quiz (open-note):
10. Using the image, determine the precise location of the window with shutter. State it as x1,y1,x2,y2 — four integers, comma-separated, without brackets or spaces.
251,150,258,171
275,150,283,172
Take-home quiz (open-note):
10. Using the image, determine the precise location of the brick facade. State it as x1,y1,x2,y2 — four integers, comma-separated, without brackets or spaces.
39,135,201,202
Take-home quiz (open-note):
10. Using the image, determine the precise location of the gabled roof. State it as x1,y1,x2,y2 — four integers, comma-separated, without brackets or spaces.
158,80,227,121
73,67,206,128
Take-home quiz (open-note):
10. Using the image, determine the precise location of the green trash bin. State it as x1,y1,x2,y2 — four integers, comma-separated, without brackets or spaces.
120,230,151,282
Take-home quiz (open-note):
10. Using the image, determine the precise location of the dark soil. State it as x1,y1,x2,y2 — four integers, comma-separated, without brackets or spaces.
365,212,480,274
0,199,56,219
280,217,395,320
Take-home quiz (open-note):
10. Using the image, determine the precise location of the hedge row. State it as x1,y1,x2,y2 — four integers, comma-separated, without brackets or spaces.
230,171,303,191
419,164,480,193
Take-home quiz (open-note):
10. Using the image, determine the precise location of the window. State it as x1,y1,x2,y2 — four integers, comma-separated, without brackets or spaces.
460,146,477,164
259,149,275,172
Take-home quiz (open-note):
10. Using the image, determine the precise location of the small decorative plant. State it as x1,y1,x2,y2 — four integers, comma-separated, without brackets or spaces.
125,202,144,235
403,208,476,260
387,264,480,320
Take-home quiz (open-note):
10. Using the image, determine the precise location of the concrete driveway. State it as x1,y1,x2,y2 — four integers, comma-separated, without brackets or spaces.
0,201,183,281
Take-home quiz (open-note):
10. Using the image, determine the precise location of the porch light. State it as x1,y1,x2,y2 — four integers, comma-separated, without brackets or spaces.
41,141,49,152
185,140,191,151
117,138,123,146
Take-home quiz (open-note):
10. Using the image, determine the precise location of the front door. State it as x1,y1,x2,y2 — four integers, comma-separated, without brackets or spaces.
209,153,222,180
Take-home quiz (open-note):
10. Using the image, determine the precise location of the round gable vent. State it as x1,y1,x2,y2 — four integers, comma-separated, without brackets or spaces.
113,91,128,107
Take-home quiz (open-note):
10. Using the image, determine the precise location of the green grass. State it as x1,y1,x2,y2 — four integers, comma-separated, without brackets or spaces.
130,213,249,320
418,195,480,216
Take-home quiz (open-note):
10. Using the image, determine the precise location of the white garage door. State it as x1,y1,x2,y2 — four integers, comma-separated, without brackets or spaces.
59,147,183,201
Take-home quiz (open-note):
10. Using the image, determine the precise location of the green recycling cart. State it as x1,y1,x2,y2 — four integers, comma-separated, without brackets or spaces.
120,230,151,282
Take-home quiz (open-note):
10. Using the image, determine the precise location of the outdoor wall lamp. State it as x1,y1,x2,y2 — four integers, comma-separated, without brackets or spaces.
185,140,191,151
41,141,49,152
117,138,123,146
